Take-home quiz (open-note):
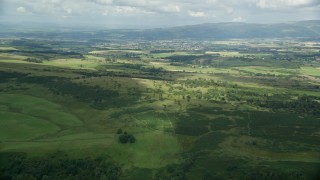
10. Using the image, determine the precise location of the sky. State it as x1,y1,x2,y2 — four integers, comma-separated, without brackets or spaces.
0,0,319,28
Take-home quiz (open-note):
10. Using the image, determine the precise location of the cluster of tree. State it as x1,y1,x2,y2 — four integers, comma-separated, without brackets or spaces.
95,53,140,59
10,39,47,49
25,58,43,63
79,66,168,81
150,50,175,53
211,57,301,68
0,151,121,180
105,58,116,62
169,62,185,66
140,66,164,73
250,95,320,115
293,52,320,58
117,64,165,74
166,55,213,64
21,50,82,56
117,128,136,144
154,158,194,180
180,78,231,88
0,71,28,83
235,69,278,77
118,63,144,70
201,167,307,180
238,167,306,180
18,52,80,61
226,89,262,102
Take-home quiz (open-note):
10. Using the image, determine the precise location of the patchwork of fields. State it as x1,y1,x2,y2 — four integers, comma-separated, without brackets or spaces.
0,38,320,179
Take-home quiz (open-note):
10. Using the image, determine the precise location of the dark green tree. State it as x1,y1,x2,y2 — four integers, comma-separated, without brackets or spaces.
116,128,123,134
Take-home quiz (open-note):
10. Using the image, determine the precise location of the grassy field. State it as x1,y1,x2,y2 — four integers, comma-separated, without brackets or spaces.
0,53,28,61
301,66,320,77
0,111,60,141
89,50,145,54
0,38,320,179
0,47,18,50
43,58,102,70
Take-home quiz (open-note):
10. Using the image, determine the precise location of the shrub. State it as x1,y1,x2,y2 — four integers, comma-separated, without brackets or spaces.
118,134,136,144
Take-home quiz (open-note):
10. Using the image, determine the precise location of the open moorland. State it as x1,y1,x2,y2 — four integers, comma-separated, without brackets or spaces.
0,36,320,179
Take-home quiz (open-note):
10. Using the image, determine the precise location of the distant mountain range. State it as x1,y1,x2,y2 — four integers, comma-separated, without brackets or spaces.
1,20,319,40
124,20,320,40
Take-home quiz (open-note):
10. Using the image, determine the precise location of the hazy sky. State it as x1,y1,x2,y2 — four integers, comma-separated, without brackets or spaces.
0,0,319,28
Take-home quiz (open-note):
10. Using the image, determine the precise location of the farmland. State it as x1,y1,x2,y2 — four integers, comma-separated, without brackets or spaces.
0,36,320,179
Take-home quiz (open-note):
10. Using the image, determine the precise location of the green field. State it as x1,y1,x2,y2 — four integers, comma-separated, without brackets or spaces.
0,111,60,141
301,66,320,77
0,38,320,179
43,58,102,70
